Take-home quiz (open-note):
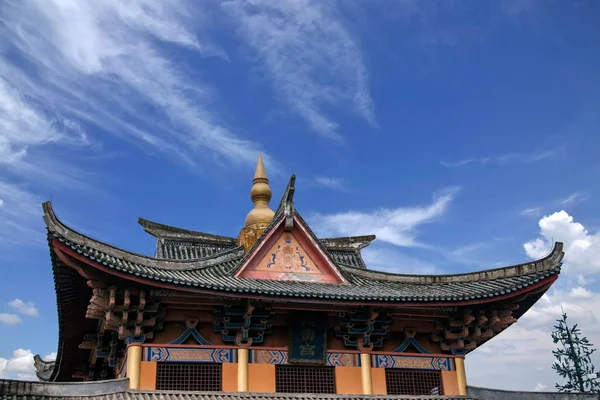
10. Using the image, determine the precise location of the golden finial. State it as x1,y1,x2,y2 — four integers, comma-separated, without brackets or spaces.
244,154,274,227
238,155,275,252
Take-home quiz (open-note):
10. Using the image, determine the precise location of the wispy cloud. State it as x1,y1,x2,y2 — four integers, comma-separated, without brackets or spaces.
559,192,589,206
521,207,542,216
362,246,439,274
441,146,563,167
8,299,39,317
0,181,44,247
222,0,375,139
0,1,273,247
447,238,511,267
0,0,265,171
309,186,459,248
314,177,345,191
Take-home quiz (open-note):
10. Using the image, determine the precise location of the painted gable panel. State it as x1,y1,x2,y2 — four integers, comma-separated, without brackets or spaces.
236,216,346,284
254,232,322,275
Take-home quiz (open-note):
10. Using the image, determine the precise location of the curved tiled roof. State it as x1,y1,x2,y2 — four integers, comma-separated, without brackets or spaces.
0,378,471,400
43,202,564,303
139,216,371,268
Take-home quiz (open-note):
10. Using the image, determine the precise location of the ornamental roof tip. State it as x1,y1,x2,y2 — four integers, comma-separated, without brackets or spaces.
33,354,55,382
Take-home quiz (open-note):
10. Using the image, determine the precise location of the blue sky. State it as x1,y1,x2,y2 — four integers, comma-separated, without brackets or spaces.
1,0,599,392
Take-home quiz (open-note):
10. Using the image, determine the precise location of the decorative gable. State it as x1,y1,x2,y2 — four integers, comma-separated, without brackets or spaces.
235,215,347,284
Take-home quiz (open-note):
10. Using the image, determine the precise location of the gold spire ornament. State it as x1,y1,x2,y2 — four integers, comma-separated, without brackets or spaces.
237,155,275,252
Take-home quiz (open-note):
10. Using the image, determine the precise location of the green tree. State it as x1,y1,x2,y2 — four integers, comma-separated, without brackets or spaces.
551,312,600,393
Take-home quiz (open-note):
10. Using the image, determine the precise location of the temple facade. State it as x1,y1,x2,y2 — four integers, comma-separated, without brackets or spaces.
27,156,564,398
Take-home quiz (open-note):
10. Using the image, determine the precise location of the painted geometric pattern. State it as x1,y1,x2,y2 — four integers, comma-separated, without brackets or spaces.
145,347,235,363
372,355,453,371
255,232,321,275
249,350,359,367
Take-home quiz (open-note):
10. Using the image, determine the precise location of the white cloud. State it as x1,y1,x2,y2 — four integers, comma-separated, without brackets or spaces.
524,210,600,275
569,286,594,299
0,349,36,381
314,177,345,191
0,349,56,381
9,299,39,317
532,382,547,392
468,210,600,391
467,286,600,391
222,0,375,139
441,146,562,167
0,313,22,325
559,192,589,206
309,186,459,248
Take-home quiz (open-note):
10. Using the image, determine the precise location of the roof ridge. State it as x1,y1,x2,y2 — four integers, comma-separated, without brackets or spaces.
43,202,244,271
138,217,237,244
319,235,377,250
341,242,564,283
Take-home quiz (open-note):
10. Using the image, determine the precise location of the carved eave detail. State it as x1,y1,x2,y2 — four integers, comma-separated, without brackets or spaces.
335,308,393,350
213,300,275,346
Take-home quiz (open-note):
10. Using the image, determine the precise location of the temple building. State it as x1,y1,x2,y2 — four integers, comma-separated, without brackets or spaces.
4,156,565,399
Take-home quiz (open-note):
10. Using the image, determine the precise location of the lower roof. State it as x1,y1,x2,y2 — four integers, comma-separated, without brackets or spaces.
0,379,471,400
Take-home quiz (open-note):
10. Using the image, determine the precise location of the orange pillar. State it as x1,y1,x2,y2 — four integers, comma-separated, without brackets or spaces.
127,345,143,390
455,357,467,395
237,348,249,392
360,353,373,395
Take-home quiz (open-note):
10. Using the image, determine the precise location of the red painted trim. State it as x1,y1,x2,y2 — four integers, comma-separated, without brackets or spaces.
52,240,558,308
293,216,348,283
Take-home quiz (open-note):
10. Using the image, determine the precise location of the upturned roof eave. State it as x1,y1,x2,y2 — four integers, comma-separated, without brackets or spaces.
42,201,564,284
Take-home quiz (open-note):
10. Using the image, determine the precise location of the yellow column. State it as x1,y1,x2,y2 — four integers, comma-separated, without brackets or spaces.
127,345,143,390
455,357,467,396
360,353,373,395
237,348,249,392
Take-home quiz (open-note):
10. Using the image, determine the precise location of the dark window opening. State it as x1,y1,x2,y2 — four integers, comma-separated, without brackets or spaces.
275,365,336,394
385,369,443,396
156,362,222,391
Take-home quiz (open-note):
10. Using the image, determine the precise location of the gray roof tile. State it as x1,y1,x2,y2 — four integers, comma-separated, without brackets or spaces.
0,379,472,400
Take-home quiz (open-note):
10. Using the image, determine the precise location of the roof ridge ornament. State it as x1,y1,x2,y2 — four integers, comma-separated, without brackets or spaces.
284,175,296,231
237,154,276,252
244,154,275,228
